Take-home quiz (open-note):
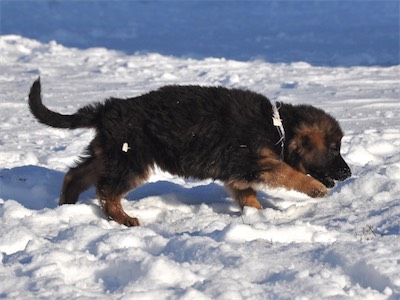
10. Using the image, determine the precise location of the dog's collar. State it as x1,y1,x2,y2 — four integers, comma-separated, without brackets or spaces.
272,102,285,160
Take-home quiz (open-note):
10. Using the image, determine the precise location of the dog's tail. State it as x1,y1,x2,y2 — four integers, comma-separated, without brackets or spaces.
29,78,98,129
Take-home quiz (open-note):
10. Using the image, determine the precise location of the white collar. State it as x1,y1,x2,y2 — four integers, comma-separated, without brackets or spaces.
271,102,285,160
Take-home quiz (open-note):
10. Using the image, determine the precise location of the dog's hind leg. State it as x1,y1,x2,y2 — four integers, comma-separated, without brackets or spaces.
97,192,140,227
59,157,102,205
96,172,148,227
225,182,263,210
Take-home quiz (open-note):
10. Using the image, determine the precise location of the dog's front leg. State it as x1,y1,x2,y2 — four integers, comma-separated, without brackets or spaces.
259,159,328,198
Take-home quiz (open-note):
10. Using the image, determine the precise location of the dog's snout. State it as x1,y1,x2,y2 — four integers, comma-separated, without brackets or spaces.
337,166,351,181
328,154,351,181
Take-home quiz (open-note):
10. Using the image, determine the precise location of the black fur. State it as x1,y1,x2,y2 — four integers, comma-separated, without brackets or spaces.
30,79,283,182
29,79,99,129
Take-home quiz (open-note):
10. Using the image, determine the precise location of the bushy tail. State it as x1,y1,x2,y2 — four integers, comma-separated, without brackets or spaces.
29,78,98,129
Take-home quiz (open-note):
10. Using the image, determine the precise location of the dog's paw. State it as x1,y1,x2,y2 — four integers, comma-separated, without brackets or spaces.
123,216,140,227
109,214,140,227
304,178,328,198
320,176,335,188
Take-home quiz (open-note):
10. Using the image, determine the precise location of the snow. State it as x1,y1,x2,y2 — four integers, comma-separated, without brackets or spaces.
1,34,399,299
0,3,400,298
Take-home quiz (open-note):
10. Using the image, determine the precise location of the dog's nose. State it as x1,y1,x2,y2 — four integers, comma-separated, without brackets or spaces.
331,154,351,181
338,167,351,181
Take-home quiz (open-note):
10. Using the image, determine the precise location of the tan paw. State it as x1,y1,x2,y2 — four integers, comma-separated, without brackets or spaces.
242,198,263,210
122,216,140,227
303,177,328,198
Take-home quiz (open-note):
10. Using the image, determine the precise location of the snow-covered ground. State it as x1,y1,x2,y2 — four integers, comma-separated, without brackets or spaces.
1,2,400,298
0,34,399,299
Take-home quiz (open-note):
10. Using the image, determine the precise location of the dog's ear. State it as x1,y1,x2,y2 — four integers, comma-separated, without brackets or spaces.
287,133,307,173
287,126,326,172
303,133,325,152
288,134,303,156
289,130,323,155
291,125,325,153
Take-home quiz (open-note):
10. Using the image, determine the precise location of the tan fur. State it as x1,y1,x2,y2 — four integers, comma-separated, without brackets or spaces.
98,193,140,226
225,183,262,210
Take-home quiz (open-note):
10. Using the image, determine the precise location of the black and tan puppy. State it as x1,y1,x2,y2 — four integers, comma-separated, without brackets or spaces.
28,78,351,226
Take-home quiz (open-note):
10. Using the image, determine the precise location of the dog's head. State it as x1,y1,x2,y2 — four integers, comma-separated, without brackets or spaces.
286,108,351,188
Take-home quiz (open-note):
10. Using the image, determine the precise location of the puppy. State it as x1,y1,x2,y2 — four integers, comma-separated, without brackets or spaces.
28,79,351,226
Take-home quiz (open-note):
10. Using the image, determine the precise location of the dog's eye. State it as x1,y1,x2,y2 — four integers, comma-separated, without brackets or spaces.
328,146,340,157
